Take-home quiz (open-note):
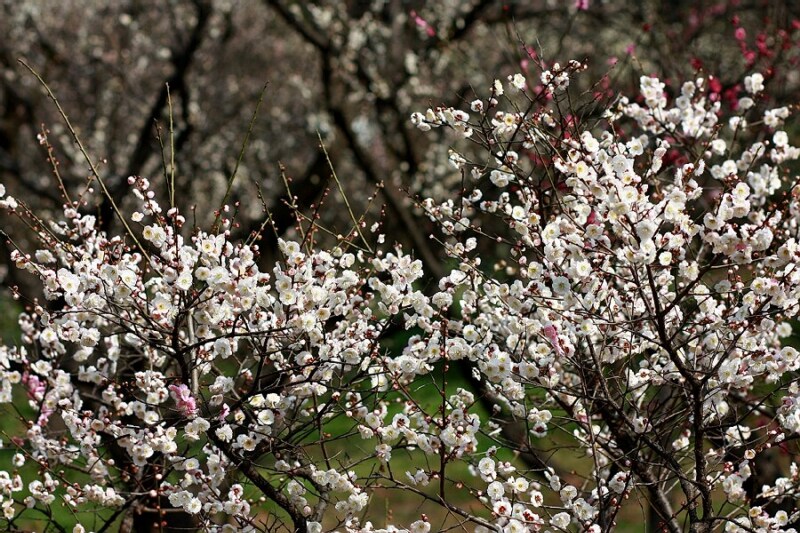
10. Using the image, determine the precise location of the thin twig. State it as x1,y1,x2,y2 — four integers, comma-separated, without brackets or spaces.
167,83,176,209
213,83,269,233
317,131,373,253
18,59,151,264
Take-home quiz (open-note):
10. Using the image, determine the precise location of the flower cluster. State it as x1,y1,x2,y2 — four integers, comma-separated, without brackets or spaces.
2,56,800,533
408,64,800,531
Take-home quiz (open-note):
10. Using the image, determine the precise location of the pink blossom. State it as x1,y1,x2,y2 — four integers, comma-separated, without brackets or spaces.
410,10,436,37
169,383,198,417
22,372,53,426
542,324,563,355
22,372,45,401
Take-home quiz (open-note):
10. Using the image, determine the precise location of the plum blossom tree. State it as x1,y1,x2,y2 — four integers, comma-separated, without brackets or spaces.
1,51,800,533
408,61,800,532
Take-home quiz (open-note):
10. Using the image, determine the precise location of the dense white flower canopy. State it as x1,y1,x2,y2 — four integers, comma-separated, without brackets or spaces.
1,56,800,533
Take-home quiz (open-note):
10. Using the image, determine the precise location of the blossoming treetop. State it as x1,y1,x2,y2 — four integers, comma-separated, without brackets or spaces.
1,57,800,533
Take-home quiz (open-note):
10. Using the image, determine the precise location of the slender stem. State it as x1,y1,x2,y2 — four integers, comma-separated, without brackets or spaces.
317,131,373,253
213,83,269,233
18,59,151,264
167,83,176,209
